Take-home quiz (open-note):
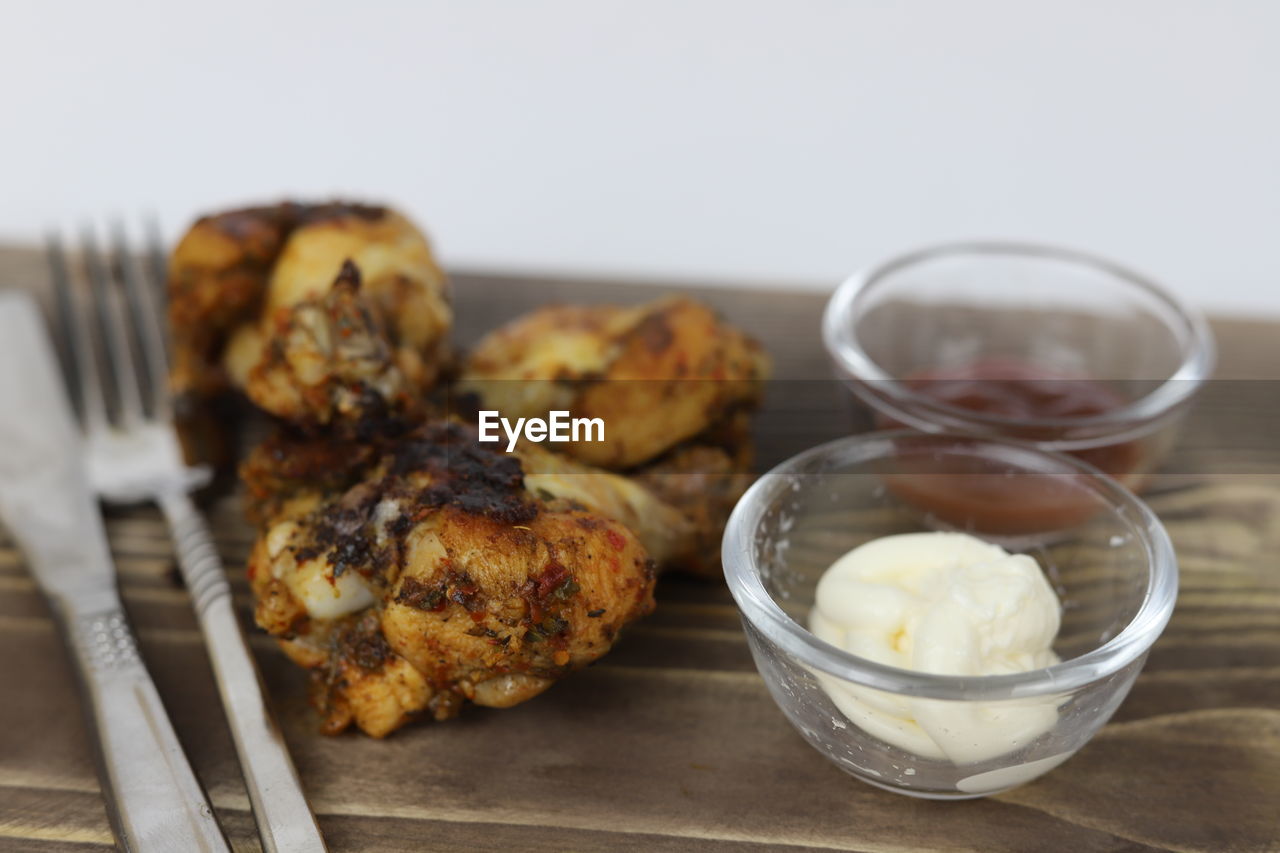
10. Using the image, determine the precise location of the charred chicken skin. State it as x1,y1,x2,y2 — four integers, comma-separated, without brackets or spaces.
229,282,766,575
167,200,774,735
168,202,451,422
247,421,658,737
240,427,695,566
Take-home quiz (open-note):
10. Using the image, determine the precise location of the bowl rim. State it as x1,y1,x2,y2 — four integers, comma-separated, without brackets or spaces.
822,240,1217,438
721,430,1179,700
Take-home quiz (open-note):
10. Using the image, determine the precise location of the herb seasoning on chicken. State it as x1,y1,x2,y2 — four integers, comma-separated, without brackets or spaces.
166,199,773,736
247,421,657,737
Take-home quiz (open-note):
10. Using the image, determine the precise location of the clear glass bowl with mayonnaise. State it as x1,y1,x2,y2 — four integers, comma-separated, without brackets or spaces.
722,431,1177,799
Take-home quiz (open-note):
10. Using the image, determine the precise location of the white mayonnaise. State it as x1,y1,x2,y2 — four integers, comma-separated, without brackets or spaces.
809,531,1063,763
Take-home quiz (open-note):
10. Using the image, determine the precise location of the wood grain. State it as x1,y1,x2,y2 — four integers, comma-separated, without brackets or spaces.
0,245,1277,852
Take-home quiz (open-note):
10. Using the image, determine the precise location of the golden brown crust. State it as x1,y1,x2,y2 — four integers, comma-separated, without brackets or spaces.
246,421,657,737
168,201,452,434
458,296,768,574
459,296,768,469
243,261,430,432
169,201,777,739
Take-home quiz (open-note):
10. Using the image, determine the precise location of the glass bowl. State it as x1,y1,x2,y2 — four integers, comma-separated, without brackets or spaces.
721,431,1177,799
822,242,1216,491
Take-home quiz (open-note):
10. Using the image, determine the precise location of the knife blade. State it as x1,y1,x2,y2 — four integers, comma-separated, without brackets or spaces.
0,290,229,853
0,290,112,600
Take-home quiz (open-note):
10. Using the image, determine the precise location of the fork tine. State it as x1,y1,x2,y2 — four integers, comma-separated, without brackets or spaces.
143,215,169,312
112,220,171,420
82,225,145,428
46,232,108,431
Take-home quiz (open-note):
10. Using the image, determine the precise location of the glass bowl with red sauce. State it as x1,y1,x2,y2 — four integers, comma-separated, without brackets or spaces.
822,242,1214,528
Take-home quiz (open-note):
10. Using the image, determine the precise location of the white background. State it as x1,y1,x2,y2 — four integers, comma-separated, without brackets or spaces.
3,0,1278,315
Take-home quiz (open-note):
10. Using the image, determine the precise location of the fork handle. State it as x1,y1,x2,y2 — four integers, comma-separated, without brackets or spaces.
54,593,230,853
159,491,328,853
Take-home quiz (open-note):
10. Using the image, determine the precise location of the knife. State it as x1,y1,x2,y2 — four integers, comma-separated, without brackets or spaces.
0,291,229,852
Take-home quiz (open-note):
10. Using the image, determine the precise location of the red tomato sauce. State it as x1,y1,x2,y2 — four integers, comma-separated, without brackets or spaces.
877,359,1143,533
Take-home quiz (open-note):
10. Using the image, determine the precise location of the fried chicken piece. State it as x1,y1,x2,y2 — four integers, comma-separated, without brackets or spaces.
168,201,451,422
458,297,769,469
630,445,753,578
241,261,430,431
247,421,657,737
243,422,696,578
513,441,696,567
239,429,378,528
458,297,768,575
168,203,295,401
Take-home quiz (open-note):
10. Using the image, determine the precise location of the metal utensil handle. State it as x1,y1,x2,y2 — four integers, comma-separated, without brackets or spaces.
59,597,230,853
160,490,328,853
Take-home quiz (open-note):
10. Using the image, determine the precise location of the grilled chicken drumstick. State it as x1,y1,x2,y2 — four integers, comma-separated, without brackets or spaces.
247,421,660,737
167,200,772,736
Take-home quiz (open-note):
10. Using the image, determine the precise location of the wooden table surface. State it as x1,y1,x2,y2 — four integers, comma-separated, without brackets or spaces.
0,245,1277,853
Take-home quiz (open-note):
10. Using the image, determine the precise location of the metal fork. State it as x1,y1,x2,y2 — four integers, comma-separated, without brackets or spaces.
48,224,328,853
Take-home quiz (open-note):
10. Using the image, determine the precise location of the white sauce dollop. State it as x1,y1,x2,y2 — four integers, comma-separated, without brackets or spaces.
810,532,1063,764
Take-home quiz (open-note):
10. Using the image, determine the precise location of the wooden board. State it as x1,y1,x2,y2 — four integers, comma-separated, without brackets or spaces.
0,245,1278,852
